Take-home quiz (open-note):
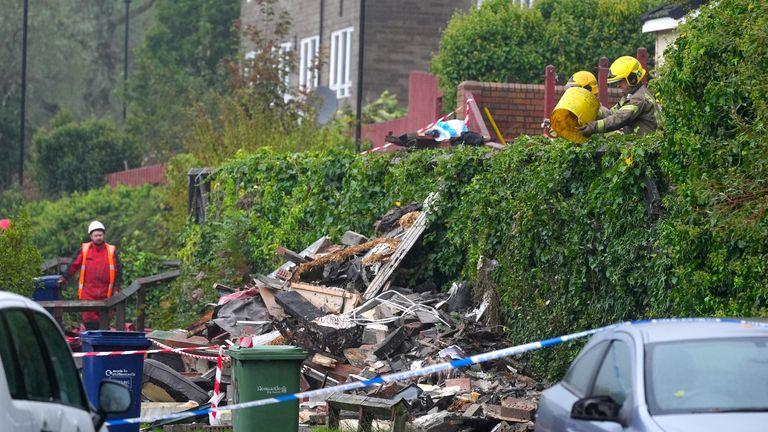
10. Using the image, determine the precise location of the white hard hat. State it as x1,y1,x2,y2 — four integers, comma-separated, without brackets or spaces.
88,220,105,234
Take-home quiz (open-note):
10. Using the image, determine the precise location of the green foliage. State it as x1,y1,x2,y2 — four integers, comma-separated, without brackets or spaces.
431,0,546,110
655,0,768,181
539,0,660,77
156,153,201,251
337,91,407,127
173,129,767,379
649,0,768,323
21,185,163,259
0,213,43,297
128,0,240,158
431,0,659,109
0,101,20,189
31,113,141,196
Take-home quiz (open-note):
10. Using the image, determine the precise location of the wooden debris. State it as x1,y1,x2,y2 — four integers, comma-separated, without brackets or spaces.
311,353,338,368
483,404,529,423
275,246,308,263
288,282,360,314
373,326,406,358
275,291,324,325
363,192,438,300
326,393,408,432
292,237,397,281
341,230,369,246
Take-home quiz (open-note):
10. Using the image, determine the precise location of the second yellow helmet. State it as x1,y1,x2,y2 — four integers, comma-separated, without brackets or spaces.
566,71,599,95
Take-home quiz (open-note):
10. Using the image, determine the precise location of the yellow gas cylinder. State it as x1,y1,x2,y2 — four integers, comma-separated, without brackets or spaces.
550,87,600,144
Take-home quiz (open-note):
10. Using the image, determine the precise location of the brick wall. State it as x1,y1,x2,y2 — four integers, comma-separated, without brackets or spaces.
457,81,624,141
106,164,166,188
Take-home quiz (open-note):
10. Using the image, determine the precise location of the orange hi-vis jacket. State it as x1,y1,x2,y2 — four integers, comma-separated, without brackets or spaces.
63,241,121,323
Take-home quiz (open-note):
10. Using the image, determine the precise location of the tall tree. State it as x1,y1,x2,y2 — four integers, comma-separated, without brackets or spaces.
127,0,240,159
0,0,156,188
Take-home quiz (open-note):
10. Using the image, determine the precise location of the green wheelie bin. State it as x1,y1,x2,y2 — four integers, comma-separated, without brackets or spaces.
227,345,308,431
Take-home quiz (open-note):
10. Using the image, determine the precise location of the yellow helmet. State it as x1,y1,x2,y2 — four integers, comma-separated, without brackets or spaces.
607,56,646,86
566,71,598,95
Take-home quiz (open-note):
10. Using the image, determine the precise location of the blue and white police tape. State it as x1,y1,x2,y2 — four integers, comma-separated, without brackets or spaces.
107,317,768,427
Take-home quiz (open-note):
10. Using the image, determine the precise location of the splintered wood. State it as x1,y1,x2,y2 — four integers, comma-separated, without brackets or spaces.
292,237,399,281
398,211,421,228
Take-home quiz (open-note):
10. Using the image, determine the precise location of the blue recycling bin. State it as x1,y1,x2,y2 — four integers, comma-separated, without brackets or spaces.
32,275,61,301
80,331,151,432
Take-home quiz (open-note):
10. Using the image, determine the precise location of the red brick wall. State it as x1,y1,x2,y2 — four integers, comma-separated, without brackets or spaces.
457,81,624,141
106,164,167,188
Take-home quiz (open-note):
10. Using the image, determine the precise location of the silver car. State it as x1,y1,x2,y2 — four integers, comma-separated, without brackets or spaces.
535,320,768,432
0,291,131,431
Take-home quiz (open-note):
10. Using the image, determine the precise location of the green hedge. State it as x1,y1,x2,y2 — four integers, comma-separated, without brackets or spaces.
22,185,164,259
0,213,43,297
171,133,766,379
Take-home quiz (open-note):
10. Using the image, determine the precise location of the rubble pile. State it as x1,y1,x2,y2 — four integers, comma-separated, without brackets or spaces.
142,194,541,431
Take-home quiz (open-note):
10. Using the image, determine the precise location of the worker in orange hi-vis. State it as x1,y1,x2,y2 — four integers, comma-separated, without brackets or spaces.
59,221,123,330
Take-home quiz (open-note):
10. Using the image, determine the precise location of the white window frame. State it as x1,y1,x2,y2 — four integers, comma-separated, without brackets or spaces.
278,42,293,88
299,36,320,90
329,27,353,98
243,50,257,80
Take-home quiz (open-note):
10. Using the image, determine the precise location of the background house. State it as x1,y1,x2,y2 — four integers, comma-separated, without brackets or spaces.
640,0,704,69
241,0,475,108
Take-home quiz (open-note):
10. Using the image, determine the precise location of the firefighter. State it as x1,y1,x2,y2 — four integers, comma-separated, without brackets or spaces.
59,221,122,330
543,71,604,137
579,56,661,137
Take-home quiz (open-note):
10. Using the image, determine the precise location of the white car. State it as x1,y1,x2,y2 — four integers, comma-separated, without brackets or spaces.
0,291,130,431
535,320,768,432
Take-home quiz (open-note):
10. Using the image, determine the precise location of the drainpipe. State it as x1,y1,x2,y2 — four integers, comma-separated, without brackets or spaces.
318,0,324,84
354,0,366,152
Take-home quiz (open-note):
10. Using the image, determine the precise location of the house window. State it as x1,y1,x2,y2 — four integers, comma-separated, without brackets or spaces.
330,27,353,98
299,36,320,90
243,50,256,79
279,42,293,88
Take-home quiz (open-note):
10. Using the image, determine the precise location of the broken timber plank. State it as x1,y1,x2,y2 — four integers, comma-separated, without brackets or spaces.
341,230,369,246
257,286,286,319
275,290,325,325
268,236,331,279
289,282,361,314
362,192,438,300
275,246,308,263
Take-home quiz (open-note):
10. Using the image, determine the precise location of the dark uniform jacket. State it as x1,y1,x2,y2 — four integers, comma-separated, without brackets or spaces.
589,84,661,136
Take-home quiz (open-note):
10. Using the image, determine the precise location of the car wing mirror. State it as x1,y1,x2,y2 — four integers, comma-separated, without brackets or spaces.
99,379,132,413
571,395,622,423
93,379,133,430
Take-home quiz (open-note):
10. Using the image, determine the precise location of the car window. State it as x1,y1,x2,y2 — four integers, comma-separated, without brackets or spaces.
2,309,55,401
0,314,22,398
647,338,768,414
563,341,609,396
591,340,632,405
32,312,89,409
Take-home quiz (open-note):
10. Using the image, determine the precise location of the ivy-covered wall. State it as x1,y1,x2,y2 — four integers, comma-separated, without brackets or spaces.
171,133,766,379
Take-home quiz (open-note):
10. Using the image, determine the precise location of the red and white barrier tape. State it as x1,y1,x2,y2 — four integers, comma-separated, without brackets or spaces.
148,338,227,361
72,342,222,359
209,346,224,425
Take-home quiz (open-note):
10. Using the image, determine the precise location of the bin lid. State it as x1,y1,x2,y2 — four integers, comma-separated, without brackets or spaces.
33,275,60,288
80,331,151,349
227,345,307,361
